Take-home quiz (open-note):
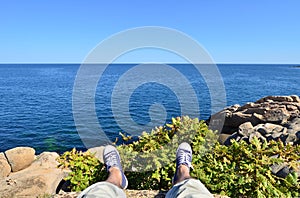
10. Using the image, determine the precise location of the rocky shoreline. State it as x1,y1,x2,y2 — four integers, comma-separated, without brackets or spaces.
0,95,299,198
0,148,68,197
209,95,300,179
210,95,300,147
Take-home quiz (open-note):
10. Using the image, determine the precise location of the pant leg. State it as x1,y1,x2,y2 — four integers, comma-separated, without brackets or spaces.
166,179,213,198
77,181,126,198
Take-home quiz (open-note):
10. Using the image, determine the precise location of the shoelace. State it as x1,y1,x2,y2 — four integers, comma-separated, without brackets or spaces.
177,149,193,169
105,151,119,168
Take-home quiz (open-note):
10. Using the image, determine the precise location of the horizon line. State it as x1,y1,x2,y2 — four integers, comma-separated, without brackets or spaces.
0,62,299,65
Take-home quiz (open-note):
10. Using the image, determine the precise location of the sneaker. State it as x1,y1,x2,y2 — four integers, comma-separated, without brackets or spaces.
173,142,193,184
103,145,128,189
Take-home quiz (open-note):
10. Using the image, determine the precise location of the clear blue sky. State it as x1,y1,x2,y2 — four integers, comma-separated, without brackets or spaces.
0,0,299,63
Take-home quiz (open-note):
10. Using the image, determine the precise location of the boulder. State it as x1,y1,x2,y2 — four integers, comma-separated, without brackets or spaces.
88,146,105,163
271,131,283,139
238,102,259,111
218,134,231,144
256,124,268,135
296,131,300,145
30,152,60,169
224,132,242,146
5,147,35,172
225,112,261,129
207,110,228,133
244,107,267,115
286,104,298,111
249,131,265,142
0,152,11,178
271,163,289,177
0,152,69,197
263,109,289,124
238,122,254,137
276,166,292,178
259,123,286,135
286,117,300,133
285,134,297,145
291,95,300,103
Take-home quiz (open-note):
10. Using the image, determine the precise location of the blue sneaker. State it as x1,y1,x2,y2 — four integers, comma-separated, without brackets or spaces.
103,145,128,189
173,142,193,184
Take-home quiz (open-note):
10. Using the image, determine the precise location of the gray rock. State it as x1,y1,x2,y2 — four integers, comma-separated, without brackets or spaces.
264,134,287,142
271,132,282,139
285,134,297,145
261,96,294,103
224,132,241,146
296,131,300,145
291,95,300,103
238,122,254,137
240,136,250,143
31,152,60,169
88,146,105,163
239,102,256,110
289,110,300,120
271,163,287,175
224,112,252,128
208,95,300,146
296,131,300,138
218,134,232,144
286,105,298,111
279,134,288,143
244,108,267,115
281,127,288,135
0,152,11,178
286,117,300,132
255,123,285,135
268,123,284,132
253,113,264,121
226,112,261,128
276,166,292,178
227,104,241,112
249,132,265,142
263,109,289,124
5,147,35,172
206,110,228,133
256,123,267,135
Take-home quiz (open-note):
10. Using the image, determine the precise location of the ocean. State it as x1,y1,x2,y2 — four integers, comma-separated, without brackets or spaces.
0,64,299,153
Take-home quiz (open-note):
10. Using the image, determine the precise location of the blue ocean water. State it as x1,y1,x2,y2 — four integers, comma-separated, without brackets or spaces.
0,64,299,153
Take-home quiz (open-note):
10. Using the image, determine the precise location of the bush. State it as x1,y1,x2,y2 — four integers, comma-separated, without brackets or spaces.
57,148,107,191
118,116,216,190
58,116,300,197
192,138,300,197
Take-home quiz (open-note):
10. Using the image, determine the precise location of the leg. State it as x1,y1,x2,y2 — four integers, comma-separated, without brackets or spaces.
173,164,191,185
166,142,213,198
77,145,127,198
106,167,123,188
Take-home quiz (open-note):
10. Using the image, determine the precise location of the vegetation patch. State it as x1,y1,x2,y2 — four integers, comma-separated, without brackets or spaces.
58,116,300,197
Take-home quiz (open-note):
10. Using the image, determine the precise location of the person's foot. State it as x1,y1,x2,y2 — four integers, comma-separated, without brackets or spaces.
103,145,128,189
173,142,193,184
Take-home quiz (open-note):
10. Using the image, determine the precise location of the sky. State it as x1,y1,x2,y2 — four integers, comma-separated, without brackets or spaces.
0,0,299,64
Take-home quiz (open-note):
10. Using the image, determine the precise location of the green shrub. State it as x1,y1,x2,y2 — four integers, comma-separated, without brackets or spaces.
58,116,300,197
118,116,217,190
192,137,300,198
57,148,107,191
